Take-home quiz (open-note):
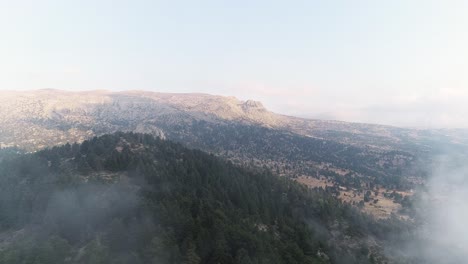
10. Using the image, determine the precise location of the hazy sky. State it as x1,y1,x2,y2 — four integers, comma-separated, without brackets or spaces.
1,0,468,128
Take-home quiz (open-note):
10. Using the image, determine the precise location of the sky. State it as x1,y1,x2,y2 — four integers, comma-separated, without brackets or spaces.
1,0,468,128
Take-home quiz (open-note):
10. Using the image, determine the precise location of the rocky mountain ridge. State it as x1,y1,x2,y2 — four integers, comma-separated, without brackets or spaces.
0,90,279,149
2,89,465,152
1,89,466,219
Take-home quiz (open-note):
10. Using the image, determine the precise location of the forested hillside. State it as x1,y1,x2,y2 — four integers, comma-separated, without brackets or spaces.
161,120,423,189
4,90,468,219
0,133,409,264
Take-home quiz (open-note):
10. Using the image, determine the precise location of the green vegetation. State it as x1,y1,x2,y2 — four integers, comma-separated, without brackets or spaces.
0,133,410,263
162,121,422,190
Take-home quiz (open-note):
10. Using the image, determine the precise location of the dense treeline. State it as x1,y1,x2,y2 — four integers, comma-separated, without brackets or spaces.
0,133,410,263
159,121,421,190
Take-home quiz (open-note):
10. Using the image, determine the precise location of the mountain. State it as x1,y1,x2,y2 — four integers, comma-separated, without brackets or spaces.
2,89,464,152
0,133,404,264
0,89,279,150
1,89,467,218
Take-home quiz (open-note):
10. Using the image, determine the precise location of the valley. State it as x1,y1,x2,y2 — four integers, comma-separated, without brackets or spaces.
1,90,467,263
0,133,403,264
1,89,463,221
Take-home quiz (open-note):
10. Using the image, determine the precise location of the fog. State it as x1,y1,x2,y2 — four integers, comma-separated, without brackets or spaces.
389,154,468,263
42,183,141,243
421,155,468,263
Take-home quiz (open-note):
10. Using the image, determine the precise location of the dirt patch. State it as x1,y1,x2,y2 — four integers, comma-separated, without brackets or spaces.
296,176,333,188
296,176,411,219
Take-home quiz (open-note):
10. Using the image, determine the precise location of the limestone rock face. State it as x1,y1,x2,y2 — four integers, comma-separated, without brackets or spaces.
0,89,465,152
0,89,283,150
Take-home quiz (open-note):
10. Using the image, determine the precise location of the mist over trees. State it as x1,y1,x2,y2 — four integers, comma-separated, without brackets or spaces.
0,133,414,264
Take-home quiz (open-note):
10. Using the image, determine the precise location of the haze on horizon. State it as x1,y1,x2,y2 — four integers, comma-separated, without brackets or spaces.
1,0,467,129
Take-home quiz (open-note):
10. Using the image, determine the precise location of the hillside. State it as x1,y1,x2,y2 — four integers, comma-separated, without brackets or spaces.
2,89,467,218
2,89,465,152
0,90,468,218
0,133,408,264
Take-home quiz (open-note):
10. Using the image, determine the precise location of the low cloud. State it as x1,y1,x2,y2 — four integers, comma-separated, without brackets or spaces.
389,154,468,263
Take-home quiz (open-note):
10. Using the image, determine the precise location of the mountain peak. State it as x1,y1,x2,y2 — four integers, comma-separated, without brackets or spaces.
242,100,265,110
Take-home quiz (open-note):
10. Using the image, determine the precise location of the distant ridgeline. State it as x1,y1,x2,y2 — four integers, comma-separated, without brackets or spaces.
0,133,411,264
1,90,455,194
